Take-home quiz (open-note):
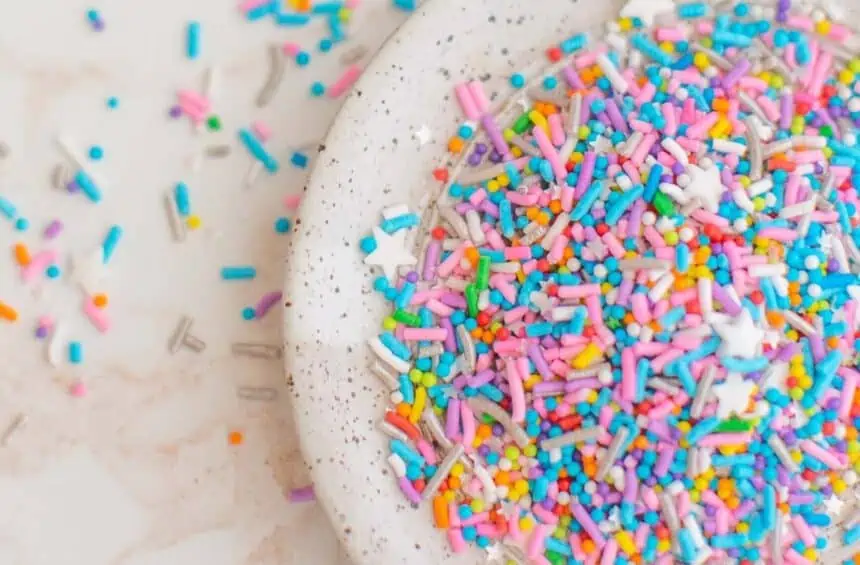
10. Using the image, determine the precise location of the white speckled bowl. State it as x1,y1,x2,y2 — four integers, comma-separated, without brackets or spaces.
283,0,623,563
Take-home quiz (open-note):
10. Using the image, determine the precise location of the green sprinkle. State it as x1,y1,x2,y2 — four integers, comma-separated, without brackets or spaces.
466,283,479,317
715,417,753,433
653,191,677,216
206,115,222,131
392,309,422,327
476,256,490,290
513,114,531,134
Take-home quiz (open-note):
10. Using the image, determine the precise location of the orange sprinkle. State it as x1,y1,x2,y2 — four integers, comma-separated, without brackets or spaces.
0,301,18,322
93,293,109,308
448,137,465,154
433,495,449,529
13,243,30,266
396,402,412,418
227,431,244,445
712,98,730,112
765,311,785,328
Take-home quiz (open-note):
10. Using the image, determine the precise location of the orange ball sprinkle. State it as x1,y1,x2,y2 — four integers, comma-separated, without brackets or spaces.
93,293,109,308
227,431,244,445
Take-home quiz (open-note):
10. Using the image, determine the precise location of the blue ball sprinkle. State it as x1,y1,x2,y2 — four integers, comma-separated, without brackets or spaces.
296,51,311,66
510,73,525,89
310,82,326,97
14,218,29,232
46,265,61,279
89,145,104,160
106,96,119,109
241,307,256,321
274,217,292,234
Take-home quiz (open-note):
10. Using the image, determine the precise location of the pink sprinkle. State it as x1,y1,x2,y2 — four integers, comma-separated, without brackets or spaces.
283,194,302,210
252,121,272,142
344,0,360,7
282,42,302,57
327,65,362,99
289,484,315,503
38,315,54,328
69,381,87,397
83,299,111,333
238,0,270,12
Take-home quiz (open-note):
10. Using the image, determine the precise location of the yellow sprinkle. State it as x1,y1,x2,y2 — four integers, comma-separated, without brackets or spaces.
572,343,601,370
186,215,202,229
616,531,637,555
409,386,426,423
528,110,548,130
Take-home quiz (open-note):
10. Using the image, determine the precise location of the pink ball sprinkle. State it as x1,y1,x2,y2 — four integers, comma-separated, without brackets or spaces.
283,194,302,211
69,381,87,397
38,315,54,328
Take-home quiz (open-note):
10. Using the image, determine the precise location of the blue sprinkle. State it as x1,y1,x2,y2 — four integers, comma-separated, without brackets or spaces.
242,307,256,321
275,217,292,234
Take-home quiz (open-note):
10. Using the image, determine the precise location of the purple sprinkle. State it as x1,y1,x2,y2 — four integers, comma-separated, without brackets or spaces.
44,219,64,239
169,105,183,119
35,327,48,339
253,291,283,319
289,484,316,503
66,180,80,193
405,271,419,283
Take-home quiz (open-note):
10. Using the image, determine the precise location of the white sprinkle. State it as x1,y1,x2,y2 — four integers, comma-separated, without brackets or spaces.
748,263,787,278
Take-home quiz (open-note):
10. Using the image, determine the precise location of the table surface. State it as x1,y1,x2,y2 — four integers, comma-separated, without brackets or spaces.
0,1,406,564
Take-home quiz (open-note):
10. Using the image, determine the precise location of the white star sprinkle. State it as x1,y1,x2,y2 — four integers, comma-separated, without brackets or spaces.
712,309,765,359
824,495,846,518
620,0,675,26
413,125,432,146
683,162,726,213
713,372,756,419
363,226,416,279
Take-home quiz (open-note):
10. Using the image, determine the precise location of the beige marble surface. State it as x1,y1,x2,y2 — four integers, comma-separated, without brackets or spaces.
0,1,408,564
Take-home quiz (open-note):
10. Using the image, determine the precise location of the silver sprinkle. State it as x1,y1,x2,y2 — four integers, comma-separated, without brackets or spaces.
168,316,193,354
0,413,26,446
256,45,286,107
205,145,232,158
237,386,278,401
232,342,283,360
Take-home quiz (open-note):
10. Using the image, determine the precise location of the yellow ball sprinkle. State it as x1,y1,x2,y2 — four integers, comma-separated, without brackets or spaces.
186,215,202,229
815,20,831,35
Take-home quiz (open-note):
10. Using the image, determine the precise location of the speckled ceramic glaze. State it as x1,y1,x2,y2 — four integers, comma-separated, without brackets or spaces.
284,1,624,563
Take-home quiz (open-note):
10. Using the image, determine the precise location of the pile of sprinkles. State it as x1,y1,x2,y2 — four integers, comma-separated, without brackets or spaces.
360,0,860,563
